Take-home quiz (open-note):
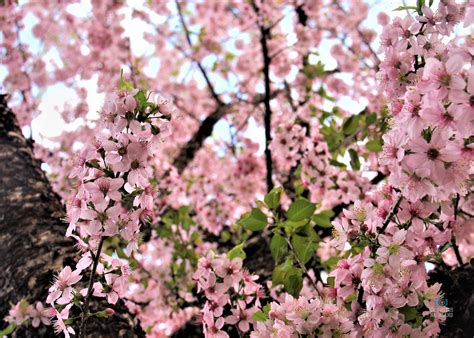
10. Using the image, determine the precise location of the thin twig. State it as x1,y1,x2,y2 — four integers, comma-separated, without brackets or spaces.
378,195,403,234
451,194,463,266
78,237,105,338
175,0,223,106
251,0,274,193
286,237,321,296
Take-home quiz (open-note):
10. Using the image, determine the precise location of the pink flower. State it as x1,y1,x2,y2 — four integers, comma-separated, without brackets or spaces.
380,132,406,165
214,257,243,288
116,141,152,187
47,266,82,304
203,311,229,338
242,269,260,295
376,229,413,268
84,177,124,203
81,203,122,237
201,272,229,301
330,218,349,250
5,300,30,325
286,297,321,334
92,273,121,304
393,166,436,202
421,98,470,135
76,252,93,271
396,90,425,138
225,300,254,332
420,55,465,99
52,305,75,338
101,99,126,133
194,252,215,281
204,297,229,318
30,302,52,328
361,258,386,293
103,134,132,170
405,131,457,182
398,200,436,233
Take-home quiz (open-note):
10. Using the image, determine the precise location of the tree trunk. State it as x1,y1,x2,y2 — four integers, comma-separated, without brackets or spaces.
0,94,143,337
429,260,474,338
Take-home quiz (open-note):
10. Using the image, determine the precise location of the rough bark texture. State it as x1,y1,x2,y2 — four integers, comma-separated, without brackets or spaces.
0,95,143,337
430,260,474,338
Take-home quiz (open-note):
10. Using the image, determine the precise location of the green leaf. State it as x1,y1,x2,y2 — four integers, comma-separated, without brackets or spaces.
291,234,316,264
421,127,433,143
313,210,335,228
270,234,288,263
416,0,425,15
272,259,303,297
284,219,308,231
272,259,292,286
287,199,316,222
366,112,377,125
346,292,357,303
342,115,359,136
329,159,347,168
93,310,111,318
324,256,340,270
348,149,361,171
228,242,246,260
119,70,133,91
178,205,193,230
303,61,325,79
264,187,283,209
243,208,267,231
220,230,231,242
393,5,417,11
439,242,452,253
284,269,303,297
399,306,418,321
134,90,147,111
366,139,383,152
252,310,268,322
300,223,320,241
327,276,335,288
224,52,235,62
0,324,15,336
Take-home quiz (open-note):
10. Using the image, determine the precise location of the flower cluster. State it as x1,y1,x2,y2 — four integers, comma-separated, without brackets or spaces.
300,133,371,209
269,123,309,172
377,0,473,260
330,190,450,336
207,2,473,337
39,88,174,336
320,2,473,336
251,294,353,338
124,236,199,336
378,1,472,202
194,253,262,337
5,300,52,329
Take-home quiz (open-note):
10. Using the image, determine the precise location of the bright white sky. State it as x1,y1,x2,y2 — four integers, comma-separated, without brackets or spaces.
0,0,428,151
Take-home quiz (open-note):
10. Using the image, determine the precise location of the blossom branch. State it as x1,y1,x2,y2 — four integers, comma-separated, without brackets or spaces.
78,237,105,338
251,0,274,193
378,195,403,234
450,194,463,266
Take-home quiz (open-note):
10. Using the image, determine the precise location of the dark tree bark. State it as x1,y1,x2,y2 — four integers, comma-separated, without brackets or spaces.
429,260,474,338
173,105,228,174
0,95,143,337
